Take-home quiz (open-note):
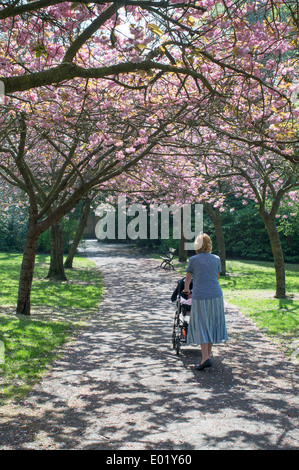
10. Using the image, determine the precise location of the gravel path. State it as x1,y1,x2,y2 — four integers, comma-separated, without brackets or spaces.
0,241,298,450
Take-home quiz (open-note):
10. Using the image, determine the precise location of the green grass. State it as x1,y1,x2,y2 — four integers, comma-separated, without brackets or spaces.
175,257,299,358
0,316,75,402
0,252,103,404
0,252,102,311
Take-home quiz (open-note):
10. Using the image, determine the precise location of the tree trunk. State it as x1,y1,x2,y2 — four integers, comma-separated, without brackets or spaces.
64,198,91,269
204,203,226,275
179,236,188,262
46,222,67,281
16,219,40,315
179,209,188,262
261,213,286,298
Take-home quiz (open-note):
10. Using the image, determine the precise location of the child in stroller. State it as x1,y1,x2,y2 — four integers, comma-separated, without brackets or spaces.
171,277,192,355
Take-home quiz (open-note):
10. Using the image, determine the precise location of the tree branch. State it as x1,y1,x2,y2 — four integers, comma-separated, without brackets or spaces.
1,60,223,96
62,3,119,63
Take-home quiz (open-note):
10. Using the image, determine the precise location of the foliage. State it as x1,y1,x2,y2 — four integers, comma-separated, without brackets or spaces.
0,0,298,313
0,201,81,254
0,202,28,252
1,0,298,163
206,197,299,263
131,197,299,262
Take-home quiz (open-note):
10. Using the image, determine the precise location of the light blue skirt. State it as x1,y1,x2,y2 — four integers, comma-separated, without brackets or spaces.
186,296,228,345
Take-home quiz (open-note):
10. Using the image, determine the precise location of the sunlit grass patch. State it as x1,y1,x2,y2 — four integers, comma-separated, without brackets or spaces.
176,257,299,358
0,315,75,402
0,252,103,403
0,253,103,311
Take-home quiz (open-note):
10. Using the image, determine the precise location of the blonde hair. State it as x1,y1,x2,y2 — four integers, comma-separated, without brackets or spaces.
194,233,212,253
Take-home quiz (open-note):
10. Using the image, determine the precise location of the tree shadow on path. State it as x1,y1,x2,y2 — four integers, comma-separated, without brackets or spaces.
0,241,298,450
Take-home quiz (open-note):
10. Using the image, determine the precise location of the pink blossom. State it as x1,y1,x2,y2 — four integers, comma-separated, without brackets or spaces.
265,59,277,70
116,151,125,160
125,146,135,154
147,116,156,124
288,191,298,201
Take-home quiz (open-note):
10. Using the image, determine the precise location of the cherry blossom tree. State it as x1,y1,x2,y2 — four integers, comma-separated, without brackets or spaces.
183,137,299,298
101,93,298,297
100,138,230,269
0,78,188,315
0,0,298,315
1,0,297,162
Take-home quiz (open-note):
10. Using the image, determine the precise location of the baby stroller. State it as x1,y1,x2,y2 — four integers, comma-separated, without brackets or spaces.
171,277,192,356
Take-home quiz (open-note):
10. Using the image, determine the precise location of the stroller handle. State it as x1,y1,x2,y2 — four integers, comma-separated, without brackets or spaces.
179,290,192,300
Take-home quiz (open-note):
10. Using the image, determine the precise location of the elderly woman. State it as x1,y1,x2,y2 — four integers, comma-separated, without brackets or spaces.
184,233,228,370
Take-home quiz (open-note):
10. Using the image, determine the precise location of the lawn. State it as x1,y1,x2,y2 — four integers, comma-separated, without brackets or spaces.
0,252,103,404
175,257,299,360
0,252,102,311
